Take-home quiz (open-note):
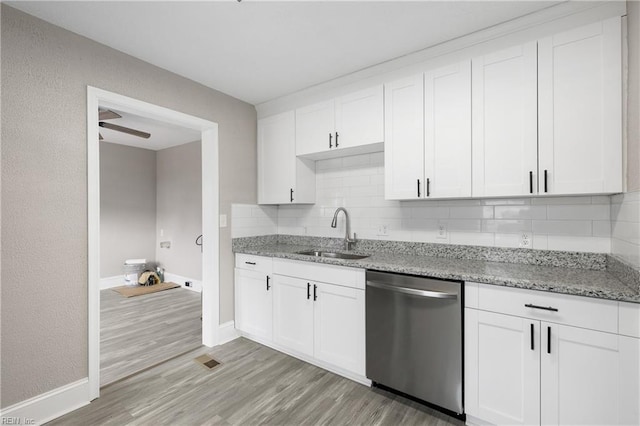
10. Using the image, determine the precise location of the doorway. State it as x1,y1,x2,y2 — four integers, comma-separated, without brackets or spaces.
87,87,220,399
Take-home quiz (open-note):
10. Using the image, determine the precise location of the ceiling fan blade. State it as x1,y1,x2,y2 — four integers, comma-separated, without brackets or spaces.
99,121,151,139
99,133,104,140
98,109,122,120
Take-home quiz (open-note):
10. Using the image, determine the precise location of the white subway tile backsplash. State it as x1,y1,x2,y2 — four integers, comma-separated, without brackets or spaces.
450,232,495,246
547,236,610,253
494,205,547,220
532,234,549,250
494,233,523,248
482,219,532,233
532,220,592,236
449,206,494,219
547,204,610,220
230,153,634,256
442,219,482,232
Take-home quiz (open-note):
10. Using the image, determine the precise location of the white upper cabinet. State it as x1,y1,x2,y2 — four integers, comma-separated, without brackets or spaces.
384,74,425,200
334,85,384,150
472,43,538,197
295,100,335,157
538,17,622,195
424,60,472,198
258,111,315,205
385,61,472,200
295,85,384,160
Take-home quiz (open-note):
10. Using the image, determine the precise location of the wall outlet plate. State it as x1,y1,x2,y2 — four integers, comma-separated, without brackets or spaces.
377,224,388,236
519,233,531,248
437,224,447,239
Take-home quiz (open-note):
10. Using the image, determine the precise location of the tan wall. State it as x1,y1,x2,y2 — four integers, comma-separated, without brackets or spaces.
100,143,157,278
156,141,202,280
628,0,640,192
0,5,257,407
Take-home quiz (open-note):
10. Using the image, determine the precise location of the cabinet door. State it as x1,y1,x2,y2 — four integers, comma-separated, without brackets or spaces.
234,268,273,341
295,100,335,157
313,282,365,375
538,18,622,195
472,43,538,197
424,60,472,198
335,85,384,150
258,111,296,204
465,309,540,425
384,75,424,200
272,275,314,357
541,323,631,425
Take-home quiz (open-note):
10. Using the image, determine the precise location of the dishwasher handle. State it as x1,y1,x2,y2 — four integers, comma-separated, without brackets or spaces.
367,280,458,299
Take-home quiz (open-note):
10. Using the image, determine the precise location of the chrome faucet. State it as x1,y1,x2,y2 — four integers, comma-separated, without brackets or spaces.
331,207,356,250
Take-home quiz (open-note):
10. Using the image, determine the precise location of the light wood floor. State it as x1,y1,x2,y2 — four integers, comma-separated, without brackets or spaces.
100,287,202,386
54,337,463,425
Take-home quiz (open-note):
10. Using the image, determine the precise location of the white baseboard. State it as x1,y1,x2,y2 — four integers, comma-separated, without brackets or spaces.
0,378,90,425
218,321,240,345
164,272,202,293
100,275,125,290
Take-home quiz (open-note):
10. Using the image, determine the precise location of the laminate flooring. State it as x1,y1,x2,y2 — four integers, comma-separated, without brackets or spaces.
53,337,463,426
100,287,201,386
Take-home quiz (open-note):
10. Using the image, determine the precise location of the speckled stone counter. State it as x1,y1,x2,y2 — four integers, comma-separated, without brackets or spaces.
233,235,640,304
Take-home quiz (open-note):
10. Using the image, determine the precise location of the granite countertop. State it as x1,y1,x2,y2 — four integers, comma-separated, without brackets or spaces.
235,242,640,304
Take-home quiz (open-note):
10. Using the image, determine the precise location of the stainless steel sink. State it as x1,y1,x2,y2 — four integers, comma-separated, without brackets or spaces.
296,250,369,260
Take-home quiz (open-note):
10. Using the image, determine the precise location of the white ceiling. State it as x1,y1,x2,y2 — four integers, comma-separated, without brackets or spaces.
10,1,563,105
99,107,201,151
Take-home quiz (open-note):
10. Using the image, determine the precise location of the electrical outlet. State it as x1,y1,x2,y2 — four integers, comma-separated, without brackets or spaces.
519,233,531,248
185,281,192,287
437,224,447,239
377,224,388,236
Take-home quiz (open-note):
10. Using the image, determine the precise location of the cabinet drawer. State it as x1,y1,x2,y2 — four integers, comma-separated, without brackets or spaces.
235,254,273,274
273,258,365,290
474,283,618,334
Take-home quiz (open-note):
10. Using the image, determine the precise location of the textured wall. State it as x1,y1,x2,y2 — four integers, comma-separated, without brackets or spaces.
628,0,640,192
100,143,157,278
156,141,202,280
0,5,256,407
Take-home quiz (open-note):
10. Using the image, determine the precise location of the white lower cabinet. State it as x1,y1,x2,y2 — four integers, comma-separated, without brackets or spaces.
234,268,273,341
236,255,367,383
465,282,640,426
313,281,365,376
272,275,314,356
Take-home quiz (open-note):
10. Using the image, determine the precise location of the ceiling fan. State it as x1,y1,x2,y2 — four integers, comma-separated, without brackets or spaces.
98,109,151,140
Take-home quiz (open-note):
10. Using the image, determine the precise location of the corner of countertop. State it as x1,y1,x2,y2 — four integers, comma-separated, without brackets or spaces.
606,255,640,295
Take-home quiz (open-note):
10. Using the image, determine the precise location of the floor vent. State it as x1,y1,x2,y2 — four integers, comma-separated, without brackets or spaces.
195,354,221,370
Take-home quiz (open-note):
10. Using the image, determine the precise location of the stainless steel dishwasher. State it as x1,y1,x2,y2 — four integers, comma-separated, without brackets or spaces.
366,270,463,415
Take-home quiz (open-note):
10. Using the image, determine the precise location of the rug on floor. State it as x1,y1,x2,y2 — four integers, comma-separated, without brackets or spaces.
112,282,181,297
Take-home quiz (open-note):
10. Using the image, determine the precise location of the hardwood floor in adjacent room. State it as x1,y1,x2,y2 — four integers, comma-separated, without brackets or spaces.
53,337,463,426
100,287,202,386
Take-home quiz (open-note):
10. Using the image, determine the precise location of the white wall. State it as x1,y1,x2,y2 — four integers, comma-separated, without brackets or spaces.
156,141,202,280
100,143,157,278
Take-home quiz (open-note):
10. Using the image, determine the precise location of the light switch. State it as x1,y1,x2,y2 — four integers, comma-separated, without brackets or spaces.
219,214,227,228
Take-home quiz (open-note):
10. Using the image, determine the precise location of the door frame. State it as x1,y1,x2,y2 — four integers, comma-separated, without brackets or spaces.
87,86,220,399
